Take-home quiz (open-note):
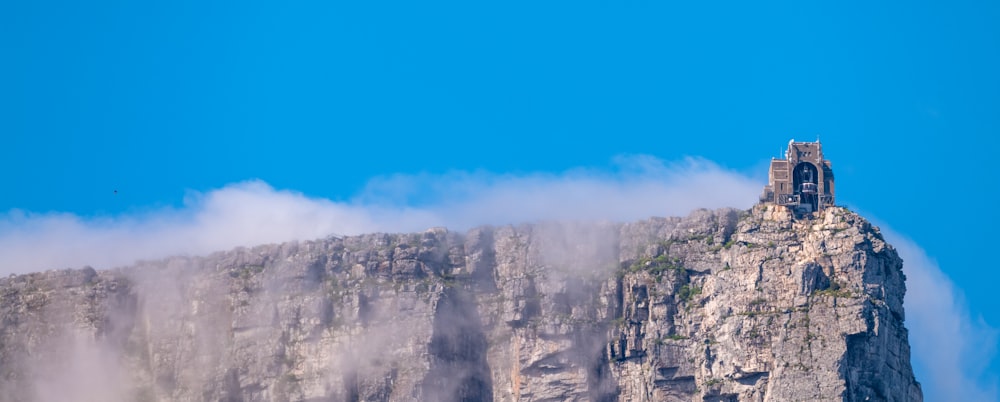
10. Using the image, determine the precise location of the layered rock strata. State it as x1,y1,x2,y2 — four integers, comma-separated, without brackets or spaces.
0,205,922,401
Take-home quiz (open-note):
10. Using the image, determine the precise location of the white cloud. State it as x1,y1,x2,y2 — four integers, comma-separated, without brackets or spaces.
0,182,431,274
0,155,995,400
880,228,999,401
0,156,759,274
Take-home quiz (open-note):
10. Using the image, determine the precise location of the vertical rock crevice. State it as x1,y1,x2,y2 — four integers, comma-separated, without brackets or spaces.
423,287,493,402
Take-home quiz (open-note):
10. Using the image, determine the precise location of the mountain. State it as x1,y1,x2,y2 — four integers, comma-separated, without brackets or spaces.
0,205,921,401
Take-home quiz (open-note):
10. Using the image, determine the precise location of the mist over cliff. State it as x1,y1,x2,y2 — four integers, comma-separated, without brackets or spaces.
0,205,920,401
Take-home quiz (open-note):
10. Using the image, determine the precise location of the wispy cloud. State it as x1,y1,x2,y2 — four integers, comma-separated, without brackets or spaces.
880,228,999,401
0,155,995,399
0,156,758,273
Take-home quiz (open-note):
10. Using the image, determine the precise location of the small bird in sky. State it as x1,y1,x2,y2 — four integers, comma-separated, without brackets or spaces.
114,190,118,195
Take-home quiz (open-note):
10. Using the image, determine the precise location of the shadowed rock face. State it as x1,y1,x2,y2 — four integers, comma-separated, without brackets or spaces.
423,287,492,402
0,206,922,402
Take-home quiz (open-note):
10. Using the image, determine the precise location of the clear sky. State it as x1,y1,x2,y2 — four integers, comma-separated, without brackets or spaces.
2,0,998,399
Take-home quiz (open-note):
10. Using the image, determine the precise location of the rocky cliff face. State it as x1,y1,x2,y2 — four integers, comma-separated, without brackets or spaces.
0,205,922,401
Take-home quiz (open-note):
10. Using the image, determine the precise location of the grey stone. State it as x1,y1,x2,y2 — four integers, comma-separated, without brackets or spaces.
0,205,921,401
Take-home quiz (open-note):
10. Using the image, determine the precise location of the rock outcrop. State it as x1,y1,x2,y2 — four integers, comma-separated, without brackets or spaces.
0,205,922,401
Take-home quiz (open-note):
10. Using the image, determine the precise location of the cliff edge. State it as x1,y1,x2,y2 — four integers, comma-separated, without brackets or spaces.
0,205,922,401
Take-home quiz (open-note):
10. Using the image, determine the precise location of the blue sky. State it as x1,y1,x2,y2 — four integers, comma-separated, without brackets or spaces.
2,0,998,399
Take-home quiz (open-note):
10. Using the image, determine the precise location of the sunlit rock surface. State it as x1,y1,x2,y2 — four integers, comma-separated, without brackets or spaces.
0,205,922,401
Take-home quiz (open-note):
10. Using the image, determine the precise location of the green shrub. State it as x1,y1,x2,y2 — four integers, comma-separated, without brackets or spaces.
678,285,702,303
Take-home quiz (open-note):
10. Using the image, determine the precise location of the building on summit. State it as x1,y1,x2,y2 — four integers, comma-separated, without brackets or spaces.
760,139,834,214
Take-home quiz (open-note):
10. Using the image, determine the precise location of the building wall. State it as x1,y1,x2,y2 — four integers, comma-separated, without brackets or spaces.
763,140,835,208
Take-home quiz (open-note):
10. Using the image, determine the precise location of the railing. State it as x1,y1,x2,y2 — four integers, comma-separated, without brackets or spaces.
776,194,799,205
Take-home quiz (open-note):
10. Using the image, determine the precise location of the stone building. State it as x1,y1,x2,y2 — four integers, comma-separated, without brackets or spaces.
760,139,834,213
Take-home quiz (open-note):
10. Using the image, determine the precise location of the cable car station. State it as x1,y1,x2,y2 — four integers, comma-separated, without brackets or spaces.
760,139,835,215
